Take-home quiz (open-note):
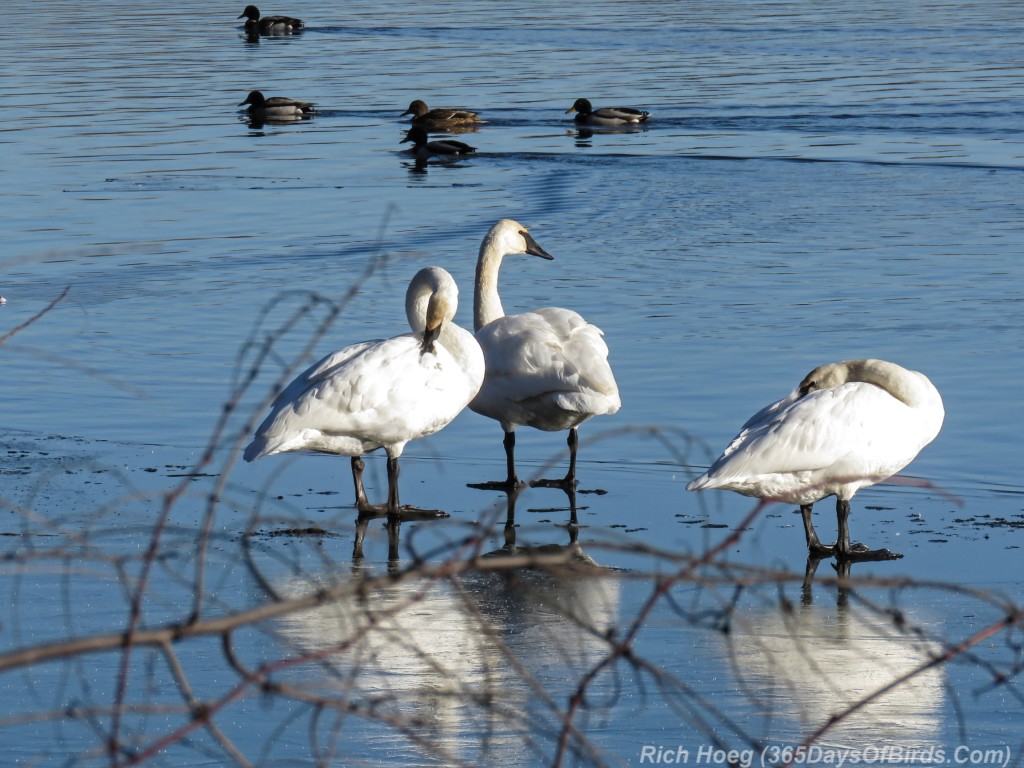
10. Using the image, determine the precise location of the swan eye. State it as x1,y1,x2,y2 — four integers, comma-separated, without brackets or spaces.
799,380,817,396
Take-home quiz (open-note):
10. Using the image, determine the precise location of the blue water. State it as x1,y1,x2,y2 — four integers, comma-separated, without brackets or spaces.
2,0,1023,765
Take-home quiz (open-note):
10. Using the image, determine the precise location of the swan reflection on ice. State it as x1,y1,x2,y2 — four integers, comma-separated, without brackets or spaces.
723,583,945,747
269,508,620,761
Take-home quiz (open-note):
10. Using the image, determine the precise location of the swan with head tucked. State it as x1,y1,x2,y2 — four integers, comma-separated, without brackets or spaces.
564,98,650,126
244,267,485,517
686,359,944,560
469,219,621,490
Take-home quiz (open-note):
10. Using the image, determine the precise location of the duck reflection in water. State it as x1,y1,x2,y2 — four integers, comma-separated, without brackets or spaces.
570,123,649,147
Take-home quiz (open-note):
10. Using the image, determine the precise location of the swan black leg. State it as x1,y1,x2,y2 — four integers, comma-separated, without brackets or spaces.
468,430,523,491
801,503,835,556
834,498,903,561
504,430,518,486
351,456,385,514
385,455,401,517
531,428,579,490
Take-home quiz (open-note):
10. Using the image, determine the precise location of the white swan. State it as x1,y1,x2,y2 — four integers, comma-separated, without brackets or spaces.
686,359,944,559
470,219,621,489
244,266,485,516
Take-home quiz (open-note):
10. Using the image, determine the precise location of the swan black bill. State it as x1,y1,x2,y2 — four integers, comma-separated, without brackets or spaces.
421,323,441,353
521,230,553,260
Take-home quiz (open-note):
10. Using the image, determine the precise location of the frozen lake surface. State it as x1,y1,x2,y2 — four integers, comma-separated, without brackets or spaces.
1,0,1022,764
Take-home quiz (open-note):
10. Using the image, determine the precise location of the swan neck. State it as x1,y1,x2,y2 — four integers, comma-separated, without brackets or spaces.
474,234,505,331
849,359,935,409
440,323,481,368
406,283,428,333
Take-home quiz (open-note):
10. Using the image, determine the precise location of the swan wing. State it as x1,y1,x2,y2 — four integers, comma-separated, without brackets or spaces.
696,382,922,487
246,335,475,459
474,308,620,422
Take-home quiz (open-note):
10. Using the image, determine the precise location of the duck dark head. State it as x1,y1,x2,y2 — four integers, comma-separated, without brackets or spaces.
238,90,265,107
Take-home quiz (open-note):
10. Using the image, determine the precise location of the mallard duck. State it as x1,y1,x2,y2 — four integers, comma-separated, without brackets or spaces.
401,125,476,160
469,220,620,490
244,267,485,516
237,5,303,34
401,99,483,129
238,90,315,119
687,359,944,560
564,98,650,126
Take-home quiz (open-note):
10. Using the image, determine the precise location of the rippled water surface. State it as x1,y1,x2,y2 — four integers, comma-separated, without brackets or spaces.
2,0,1023,765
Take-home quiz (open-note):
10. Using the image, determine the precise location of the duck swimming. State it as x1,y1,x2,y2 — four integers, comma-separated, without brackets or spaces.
237,5,304,33
564,98,650,126
469,219,621,490
244,267,485,517
238,90,315,120
401,125,476,160
686,359,945,560
401,99,484,129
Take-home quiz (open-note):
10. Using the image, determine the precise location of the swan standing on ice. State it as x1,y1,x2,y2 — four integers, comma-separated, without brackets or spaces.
687,359,944,560
244,267,485,517
470,219,621,490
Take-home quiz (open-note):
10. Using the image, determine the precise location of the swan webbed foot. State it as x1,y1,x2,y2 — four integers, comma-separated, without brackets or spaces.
355,504,449,521
528,475,577,491
394,504,449,521
355,499,388,515
806,541,836,557
835,542,903,562
468,479,525,492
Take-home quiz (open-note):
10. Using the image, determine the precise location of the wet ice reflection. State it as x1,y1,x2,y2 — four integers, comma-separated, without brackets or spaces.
723,567,946,748
269,501,620,762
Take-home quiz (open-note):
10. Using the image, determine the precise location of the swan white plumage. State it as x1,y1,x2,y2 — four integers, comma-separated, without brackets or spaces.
686,359,944,560
244,266,485,516
470,219,621,489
